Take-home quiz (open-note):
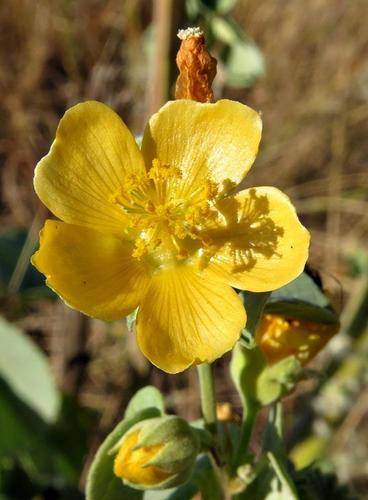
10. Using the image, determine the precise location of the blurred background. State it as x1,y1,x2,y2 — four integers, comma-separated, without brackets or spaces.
0,0,367,498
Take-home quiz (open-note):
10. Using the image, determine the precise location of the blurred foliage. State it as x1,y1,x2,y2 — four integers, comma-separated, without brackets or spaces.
346,248,368,278
186,0,265,87
294,467,359,500
0,318,96,498
0,318,60,422
0,228,54,300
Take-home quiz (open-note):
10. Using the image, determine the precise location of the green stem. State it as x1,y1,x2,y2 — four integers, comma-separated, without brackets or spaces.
232,402,258,471
197,363,229,495
197,363,217,434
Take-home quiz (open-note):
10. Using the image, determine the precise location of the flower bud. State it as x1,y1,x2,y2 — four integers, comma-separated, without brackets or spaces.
113,416,199,490
256,314,338,366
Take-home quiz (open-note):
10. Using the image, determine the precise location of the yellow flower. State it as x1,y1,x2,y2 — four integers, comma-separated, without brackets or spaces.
31,99,309,373
256,314,338,366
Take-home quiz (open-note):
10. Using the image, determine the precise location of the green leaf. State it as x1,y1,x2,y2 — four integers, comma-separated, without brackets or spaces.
177,454,222,500
86,408,160,500
267,452,299,500
233,464,278,500
262,403,286,462
125,386,165,419
265,272,339,324
0,317,60,422
235,457,298,500
190,454,222,500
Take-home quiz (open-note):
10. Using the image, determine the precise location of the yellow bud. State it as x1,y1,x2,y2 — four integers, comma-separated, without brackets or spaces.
113,430,171,487
113,416,199,490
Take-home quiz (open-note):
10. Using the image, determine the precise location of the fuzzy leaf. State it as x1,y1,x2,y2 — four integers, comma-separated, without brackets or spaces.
265,272,339,324
125,386,165,419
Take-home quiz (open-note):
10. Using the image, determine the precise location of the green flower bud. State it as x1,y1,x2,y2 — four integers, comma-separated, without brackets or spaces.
112,415,199,490
231,342,304,408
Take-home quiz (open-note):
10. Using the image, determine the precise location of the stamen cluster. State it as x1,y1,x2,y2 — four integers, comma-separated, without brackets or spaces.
110,159,219,263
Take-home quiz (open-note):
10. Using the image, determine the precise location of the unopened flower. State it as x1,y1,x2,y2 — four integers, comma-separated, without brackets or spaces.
32,99,309,373
256,314,338,366
113,416,199,489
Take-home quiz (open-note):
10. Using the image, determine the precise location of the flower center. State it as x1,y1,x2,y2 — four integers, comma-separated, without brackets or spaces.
110,159,219,264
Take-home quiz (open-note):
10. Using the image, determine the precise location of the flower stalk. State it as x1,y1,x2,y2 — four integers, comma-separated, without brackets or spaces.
232,401,259,471
197,363,217,435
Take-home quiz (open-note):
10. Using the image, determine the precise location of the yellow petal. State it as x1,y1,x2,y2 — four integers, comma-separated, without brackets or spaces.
205,187,310,291
142,99,262,197
31,220,150,320
34,101,145,234
256,314,338,366
136,265,246,373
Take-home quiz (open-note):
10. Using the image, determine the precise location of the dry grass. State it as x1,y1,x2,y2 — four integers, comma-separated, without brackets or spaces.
0,0,367,491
